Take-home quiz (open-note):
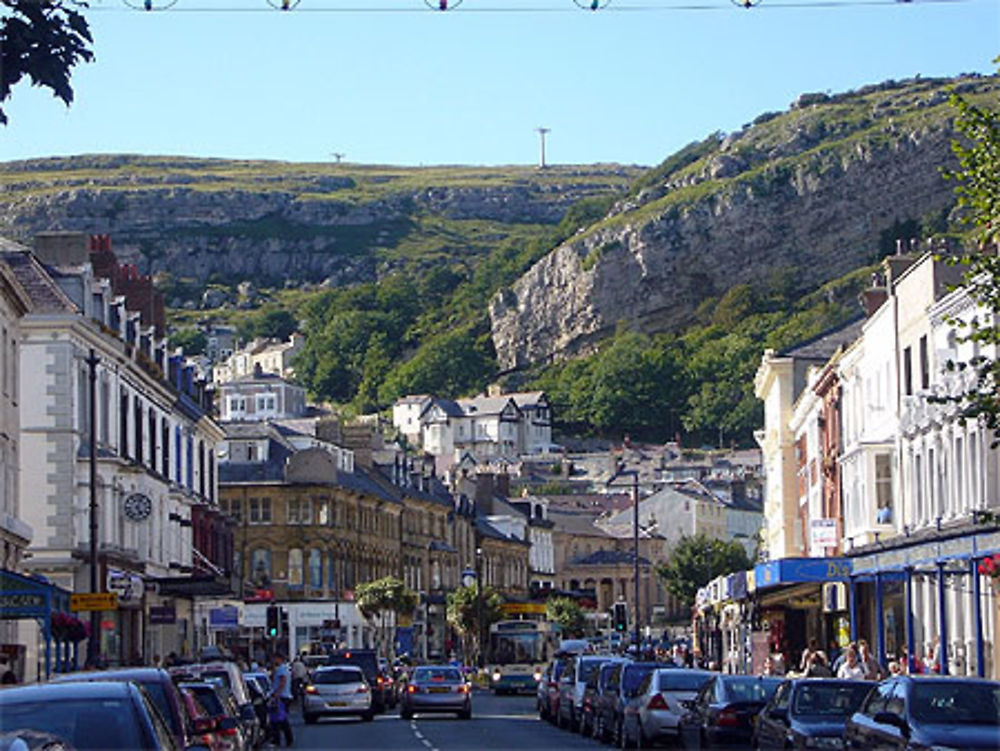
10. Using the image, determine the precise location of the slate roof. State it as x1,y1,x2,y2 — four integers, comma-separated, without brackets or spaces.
780,315,865,360
548,509,614,538
570,549,650,566
476,516,530,546
456,395,517,416
0,244,77,314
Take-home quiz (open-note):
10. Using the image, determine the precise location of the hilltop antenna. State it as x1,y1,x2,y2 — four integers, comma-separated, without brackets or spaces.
535,127,551,169
331,153,345,163
573,0,612,9
424,0,464,9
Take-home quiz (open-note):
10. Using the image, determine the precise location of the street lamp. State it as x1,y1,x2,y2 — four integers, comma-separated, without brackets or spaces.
475,546,484,668
86,349,101,667
607,444,641,654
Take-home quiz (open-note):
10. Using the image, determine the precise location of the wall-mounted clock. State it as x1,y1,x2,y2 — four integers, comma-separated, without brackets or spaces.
123,492,152,522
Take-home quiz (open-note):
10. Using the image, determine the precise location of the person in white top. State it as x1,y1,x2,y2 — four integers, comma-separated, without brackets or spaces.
836,646,866,680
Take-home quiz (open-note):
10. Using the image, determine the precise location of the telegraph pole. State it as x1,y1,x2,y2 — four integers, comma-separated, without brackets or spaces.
535,127,550,169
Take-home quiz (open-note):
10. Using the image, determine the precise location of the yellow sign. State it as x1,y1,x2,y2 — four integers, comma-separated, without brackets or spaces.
70,593,118,612
501,602,545,615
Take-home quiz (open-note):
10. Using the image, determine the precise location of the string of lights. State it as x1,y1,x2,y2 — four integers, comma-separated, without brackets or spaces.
93,0,969,13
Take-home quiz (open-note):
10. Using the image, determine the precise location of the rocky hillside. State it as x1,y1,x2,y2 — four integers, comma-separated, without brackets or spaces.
489,75,999,371
0,158,639,298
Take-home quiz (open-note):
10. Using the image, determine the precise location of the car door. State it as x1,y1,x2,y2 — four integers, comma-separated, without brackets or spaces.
846,680,897,751
679,678,714,749
756,681,791,751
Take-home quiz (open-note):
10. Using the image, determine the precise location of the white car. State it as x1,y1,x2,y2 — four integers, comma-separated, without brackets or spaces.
303,665,374,723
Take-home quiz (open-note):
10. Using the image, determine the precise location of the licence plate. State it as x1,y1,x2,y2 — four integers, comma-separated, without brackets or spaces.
429,687,450,693
327,701,347,707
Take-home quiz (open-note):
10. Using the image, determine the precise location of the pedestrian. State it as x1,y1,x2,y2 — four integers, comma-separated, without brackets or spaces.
267,693,292,747
804,652,832,678
291,654,308,704
269,654,294,747
836,647,866,680
923,639,940,674
857,639,884,680
832,641,855,674
799,638,827,672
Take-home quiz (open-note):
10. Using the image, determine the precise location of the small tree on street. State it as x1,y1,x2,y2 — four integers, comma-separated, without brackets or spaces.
446,584,504,667
656,534,752,609
545,595,586,638
354,576,418,662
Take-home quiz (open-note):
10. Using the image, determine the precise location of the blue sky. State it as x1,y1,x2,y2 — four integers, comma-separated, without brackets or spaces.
3,0,997,167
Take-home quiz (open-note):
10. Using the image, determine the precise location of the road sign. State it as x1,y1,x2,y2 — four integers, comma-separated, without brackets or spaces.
70,592,118,612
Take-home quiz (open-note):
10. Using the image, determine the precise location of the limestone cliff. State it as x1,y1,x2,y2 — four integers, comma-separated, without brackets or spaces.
489,75,999,370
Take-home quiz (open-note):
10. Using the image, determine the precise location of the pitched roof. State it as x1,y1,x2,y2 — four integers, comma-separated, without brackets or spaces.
456,395,518,417
0,244,78,314
570,549,650,566
780,315,865,360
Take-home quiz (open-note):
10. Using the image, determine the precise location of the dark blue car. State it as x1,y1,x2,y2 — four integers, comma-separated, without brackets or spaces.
755,678,873,750
679,674,784,748
844,675,1000,751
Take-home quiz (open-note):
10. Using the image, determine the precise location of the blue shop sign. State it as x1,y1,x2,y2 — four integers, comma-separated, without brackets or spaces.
209,605,239,630
728,571,748,601
754,558,851,589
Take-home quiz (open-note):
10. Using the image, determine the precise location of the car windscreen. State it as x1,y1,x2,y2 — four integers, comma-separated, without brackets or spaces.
184,686,225,716
658,672,712,692
578,661,604,682
137,681,178,731
791,683,872,717
721,677,782,703
0,698,147,750
413,668,462,682
910,682,1000,725
623,665,657,695
314,669,365,685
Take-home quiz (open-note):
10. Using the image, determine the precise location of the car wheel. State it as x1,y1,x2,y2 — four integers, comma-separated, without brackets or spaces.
400,709,413,720
458,708,472,720
303,713,317,725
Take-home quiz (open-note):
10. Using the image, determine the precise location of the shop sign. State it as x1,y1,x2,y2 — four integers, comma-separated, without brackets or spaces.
209,606,239,630
502,602,545,615
107,569,144,606
70,593,118,612
0,592,46,617
149,606,176,624
810,519,838,550
754,557,851,589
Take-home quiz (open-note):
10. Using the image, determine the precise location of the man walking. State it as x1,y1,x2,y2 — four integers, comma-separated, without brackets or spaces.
270,654,294,747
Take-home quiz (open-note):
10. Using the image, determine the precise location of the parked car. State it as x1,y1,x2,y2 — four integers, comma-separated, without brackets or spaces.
52,667,193,749
326,649,391,712
595,660,660,746
176,681,246,751
182,662,261,748
591,659,629,742
844,676,1000,751
624,667,714,747
303,665,374,723
557,654,613,732
541,655,573,723
179,685,235,751
679,674,784,749
755,678,873,751
581,656,628,737
399,665,472,720
0,680,191,751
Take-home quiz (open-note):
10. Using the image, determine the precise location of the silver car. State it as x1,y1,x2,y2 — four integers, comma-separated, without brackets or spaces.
626,667,714,746
399,665,472,720
302,665,374,723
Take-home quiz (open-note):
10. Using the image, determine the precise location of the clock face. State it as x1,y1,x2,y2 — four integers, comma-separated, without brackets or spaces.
124,493,152,522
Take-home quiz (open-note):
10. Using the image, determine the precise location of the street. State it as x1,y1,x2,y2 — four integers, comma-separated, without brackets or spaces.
289,691,594,751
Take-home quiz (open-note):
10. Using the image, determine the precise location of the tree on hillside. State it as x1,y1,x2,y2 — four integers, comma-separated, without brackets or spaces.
354,576,418,662
545,596,585,638
1,1,95,125
656,534,752,609
168,327,207,357
446,585,504,667
940,65,1000,443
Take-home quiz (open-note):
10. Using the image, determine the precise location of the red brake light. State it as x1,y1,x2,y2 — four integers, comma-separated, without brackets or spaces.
357,685,369,694
305,685,318,694
717,708,739,727
408,684,417,694
377,676,384,686
647,693,668,711
221,726,239,737
457,684,470,694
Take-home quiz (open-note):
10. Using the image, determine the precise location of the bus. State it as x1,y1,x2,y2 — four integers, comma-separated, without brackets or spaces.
486,620,559,694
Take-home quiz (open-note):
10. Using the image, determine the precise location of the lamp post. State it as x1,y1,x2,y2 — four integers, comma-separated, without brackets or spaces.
475,545,484,668
86,348,101,667
607,443,641,654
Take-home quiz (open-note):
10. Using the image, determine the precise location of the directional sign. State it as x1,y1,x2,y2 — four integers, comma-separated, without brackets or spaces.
70,592,118,612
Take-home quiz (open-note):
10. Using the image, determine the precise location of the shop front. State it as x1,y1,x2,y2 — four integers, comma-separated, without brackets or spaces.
0,568,72,680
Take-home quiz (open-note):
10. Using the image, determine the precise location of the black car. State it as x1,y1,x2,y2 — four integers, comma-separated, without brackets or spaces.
593,660,659,746
591,660,630,742
53,666,194,749
0,680,190,751
844,675,1000,751
679,674,784,748
755,678,874,750
326,649,391,712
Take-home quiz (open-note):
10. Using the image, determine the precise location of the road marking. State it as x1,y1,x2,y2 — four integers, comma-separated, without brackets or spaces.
408,719,439,751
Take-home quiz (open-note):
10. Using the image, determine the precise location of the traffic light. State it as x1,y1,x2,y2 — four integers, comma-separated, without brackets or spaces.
613,602,628,633
266,605,280,637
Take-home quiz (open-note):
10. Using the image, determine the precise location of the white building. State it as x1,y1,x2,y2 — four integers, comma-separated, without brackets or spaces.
218,367,307,422
212,334,304,384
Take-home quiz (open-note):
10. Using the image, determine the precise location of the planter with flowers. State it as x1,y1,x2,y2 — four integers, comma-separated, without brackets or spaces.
50,611,90,672
979,553,1000,680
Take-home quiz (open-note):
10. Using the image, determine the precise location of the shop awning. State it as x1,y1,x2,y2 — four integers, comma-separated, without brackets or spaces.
0,568,70,620
752,557,851,591
151,574,234,598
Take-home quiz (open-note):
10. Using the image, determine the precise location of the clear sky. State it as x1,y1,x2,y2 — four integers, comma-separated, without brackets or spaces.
3,0,998,167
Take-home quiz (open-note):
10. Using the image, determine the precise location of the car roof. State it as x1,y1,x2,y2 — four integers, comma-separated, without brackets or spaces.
52,667,171,683
0,680,138,701
317,664,364,672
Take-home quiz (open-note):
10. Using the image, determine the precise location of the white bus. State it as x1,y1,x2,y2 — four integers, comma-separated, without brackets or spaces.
487,620,559,694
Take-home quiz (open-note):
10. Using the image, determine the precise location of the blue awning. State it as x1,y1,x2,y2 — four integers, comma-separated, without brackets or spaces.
753,557,852,590
0,568,70,620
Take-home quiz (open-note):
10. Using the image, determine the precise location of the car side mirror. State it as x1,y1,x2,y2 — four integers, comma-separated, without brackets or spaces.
873,712,908,735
